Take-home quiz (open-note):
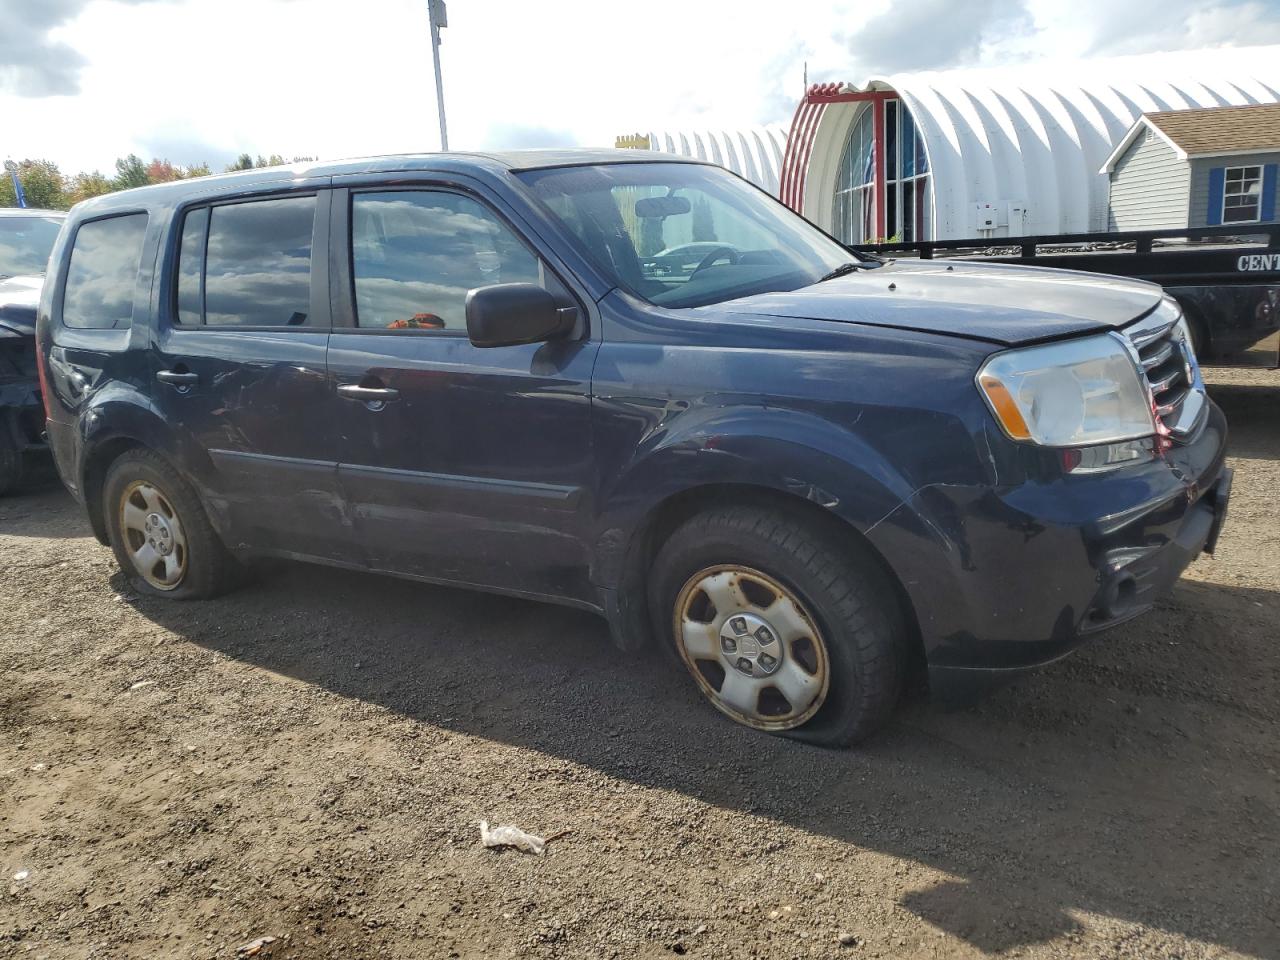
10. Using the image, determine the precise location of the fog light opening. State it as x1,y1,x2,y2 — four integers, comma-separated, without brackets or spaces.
1093,572,1139,623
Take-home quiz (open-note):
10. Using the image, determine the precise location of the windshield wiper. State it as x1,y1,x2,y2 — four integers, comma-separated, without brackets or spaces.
817,261,869,282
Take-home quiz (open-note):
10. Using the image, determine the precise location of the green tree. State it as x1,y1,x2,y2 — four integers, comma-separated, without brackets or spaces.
0,159,67,209
227,153,255,172
181,162,212,179
113,154,151,190
639,214,665,257
65,171,113,206
691,197,715,242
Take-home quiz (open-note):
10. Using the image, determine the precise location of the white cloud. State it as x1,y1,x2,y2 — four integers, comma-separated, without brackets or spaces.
1,0,1277,175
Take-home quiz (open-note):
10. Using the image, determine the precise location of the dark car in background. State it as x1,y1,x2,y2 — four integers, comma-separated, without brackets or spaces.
36,152,1230,745
1,208,64,494
640,241,739,283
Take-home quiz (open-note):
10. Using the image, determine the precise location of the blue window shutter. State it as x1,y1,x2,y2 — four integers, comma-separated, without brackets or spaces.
1261,163,1278,222
1207,167,1225,225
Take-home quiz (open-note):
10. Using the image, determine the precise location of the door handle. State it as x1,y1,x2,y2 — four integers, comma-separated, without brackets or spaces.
157,369,200,386
337,384,400,402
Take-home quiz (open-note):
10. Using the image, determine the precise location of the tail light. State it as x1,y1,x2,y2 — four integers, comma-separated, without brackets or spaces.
34,331,54,422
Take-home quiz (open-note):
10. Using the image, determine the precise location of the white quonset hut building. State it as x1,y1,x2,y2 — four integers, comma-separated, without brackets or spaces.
618,127,789,195
777,46,1280,244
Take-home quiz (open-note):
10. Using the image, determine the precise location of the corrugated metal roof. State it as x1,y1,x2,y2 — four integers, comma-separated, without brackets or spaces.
783,45,1280,238
1146,102,1280,156
643,127,788,194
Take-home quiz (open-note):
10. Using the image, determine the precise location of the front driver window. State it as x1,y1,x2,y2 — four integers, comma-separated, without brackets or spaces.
351,190,555,332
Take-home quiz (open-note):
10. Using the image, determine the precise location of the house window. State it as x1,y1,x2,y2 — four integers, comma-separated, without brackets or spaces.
1223,166,1263,223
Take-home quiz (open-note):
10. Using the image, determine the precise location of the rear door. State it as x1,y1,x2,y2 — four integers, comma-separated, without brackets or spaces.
151,185,356,562
327,182,598,602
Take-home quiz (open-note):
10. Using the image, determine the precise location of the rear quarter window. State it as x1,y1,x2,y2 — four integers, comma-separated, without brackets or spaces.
62,213,149,330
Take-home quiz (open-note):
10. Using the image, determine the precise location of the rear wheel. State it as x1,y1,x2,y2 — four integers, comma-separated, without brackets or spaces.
103,449,239,599
649,505,907,746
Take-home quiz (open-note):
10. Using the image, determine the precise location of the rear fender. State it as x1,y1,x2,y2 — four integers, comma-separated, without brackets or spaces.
75,386,227,543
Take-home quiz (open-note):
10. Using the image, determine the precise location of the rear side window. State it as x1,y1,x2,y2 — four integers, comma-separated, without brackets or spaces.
62,213,148,329
200,196,315,327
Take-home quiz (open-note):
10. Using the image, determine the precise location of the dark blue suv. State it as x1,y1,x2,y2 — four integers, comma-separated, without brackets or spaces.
36,151,1231,745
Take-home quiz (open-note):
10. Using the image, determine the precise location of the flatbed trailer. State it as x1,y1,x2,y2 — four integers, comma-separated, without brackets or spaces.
855,223,1280,368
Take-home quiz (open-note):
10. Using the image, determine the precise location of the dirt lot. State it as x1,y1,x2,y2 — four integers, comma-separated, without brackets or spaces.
2,370,1277,960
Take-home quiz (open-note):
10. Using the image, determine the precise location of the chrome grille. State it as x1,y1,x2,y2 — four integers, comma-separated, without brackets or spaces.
1124,301,1206,439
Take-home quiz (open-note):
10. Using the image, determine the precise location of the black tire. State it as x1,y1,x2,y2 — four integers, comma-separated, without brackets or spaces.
649,505,908,747
103,448,239,599
0,426,22,497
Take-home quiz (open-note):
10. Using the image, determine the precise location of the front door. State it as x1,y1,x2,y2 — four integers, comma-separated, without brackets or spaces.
327,184,598,602
152,186,355,562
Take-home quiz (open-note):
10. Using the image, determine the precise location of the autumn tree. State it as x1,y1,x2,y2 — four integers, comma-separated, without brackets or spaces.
65,171,113,206
146,159,180,183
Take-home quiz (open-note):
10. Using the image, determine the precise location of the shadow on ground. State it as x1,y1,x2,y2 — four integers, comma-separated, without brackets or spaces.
112,557,1278,956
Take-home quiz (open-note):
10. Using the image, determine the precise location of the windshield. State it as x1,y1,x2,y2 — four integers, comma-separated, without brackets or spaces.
0,215,63,278
516,163,859,308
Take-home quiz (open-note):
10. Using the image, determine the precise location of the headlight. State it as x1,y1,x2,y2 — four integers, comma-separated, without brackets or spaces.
977,333,1155,446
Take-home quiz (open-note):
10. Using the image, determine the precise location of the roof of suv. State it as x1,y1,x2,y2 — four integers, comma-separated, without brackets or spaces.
0,208,65,218
71,148,704,215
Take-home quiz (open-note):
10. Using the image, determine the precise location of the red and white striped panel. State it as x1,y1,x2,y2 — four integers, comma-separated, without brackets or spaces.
779,84,843,212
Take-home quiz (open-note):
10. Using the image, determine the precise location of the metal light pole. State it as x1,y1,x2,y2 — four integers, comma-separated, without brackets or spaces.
4,160,26,208
429,0,449,151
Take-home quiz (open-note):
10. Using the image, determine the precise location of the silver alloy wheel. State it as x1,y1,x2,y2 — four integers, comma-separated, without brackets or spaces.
119,480,188,591
673,564,830,731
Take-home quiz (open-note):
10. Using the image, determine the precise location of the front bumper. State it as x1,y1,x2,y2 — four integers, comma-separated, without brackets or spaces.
868,399,1231,702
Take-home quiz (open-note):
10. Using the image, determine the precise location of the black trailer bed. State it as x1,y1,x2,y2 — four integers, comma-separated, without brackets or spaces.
855,224,1280,367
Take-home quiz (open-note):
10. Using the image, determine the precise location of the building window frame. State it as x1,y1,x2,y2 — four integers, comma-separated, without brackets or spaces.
1222,165,1263,225
832,106,877,245
832,97,931,244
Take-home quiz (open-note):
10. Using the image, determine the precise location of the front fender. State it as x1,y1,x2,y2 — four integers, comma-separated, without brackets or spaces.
591,403,922,586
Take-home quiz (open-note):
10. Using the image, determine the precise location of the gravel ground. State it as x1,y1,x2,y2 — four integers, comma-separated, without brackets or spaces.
2,370,1277,960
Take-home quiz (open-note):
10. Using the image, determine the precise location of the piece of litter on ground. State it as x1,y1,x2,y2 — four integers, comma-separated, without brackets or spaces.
12,870,29,881
128,680,156,691
236,935,277,956
30,763,46,772
478,820,548,855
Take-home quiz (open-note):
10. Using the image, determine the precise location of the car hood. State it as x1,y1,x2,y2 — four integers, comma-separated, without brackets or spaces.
712,259,1163,346
0,275,43,338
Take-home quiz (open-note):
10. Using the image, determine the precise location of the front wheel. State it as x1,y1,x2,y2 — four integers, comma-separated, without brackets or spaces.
649,505,908,746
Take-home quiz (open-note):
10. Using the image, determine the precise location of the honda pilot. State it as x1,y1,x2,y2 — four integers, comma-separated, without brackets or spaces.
36,152,1231,745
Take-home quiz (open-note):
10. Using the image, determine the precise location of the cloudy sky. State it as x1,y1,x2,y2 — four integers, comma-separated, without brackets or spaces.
2,0,1279,175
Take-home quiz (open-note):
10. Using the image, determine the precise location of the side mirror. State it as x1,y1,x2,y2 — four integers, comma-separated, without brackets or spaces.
465,283,576,348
